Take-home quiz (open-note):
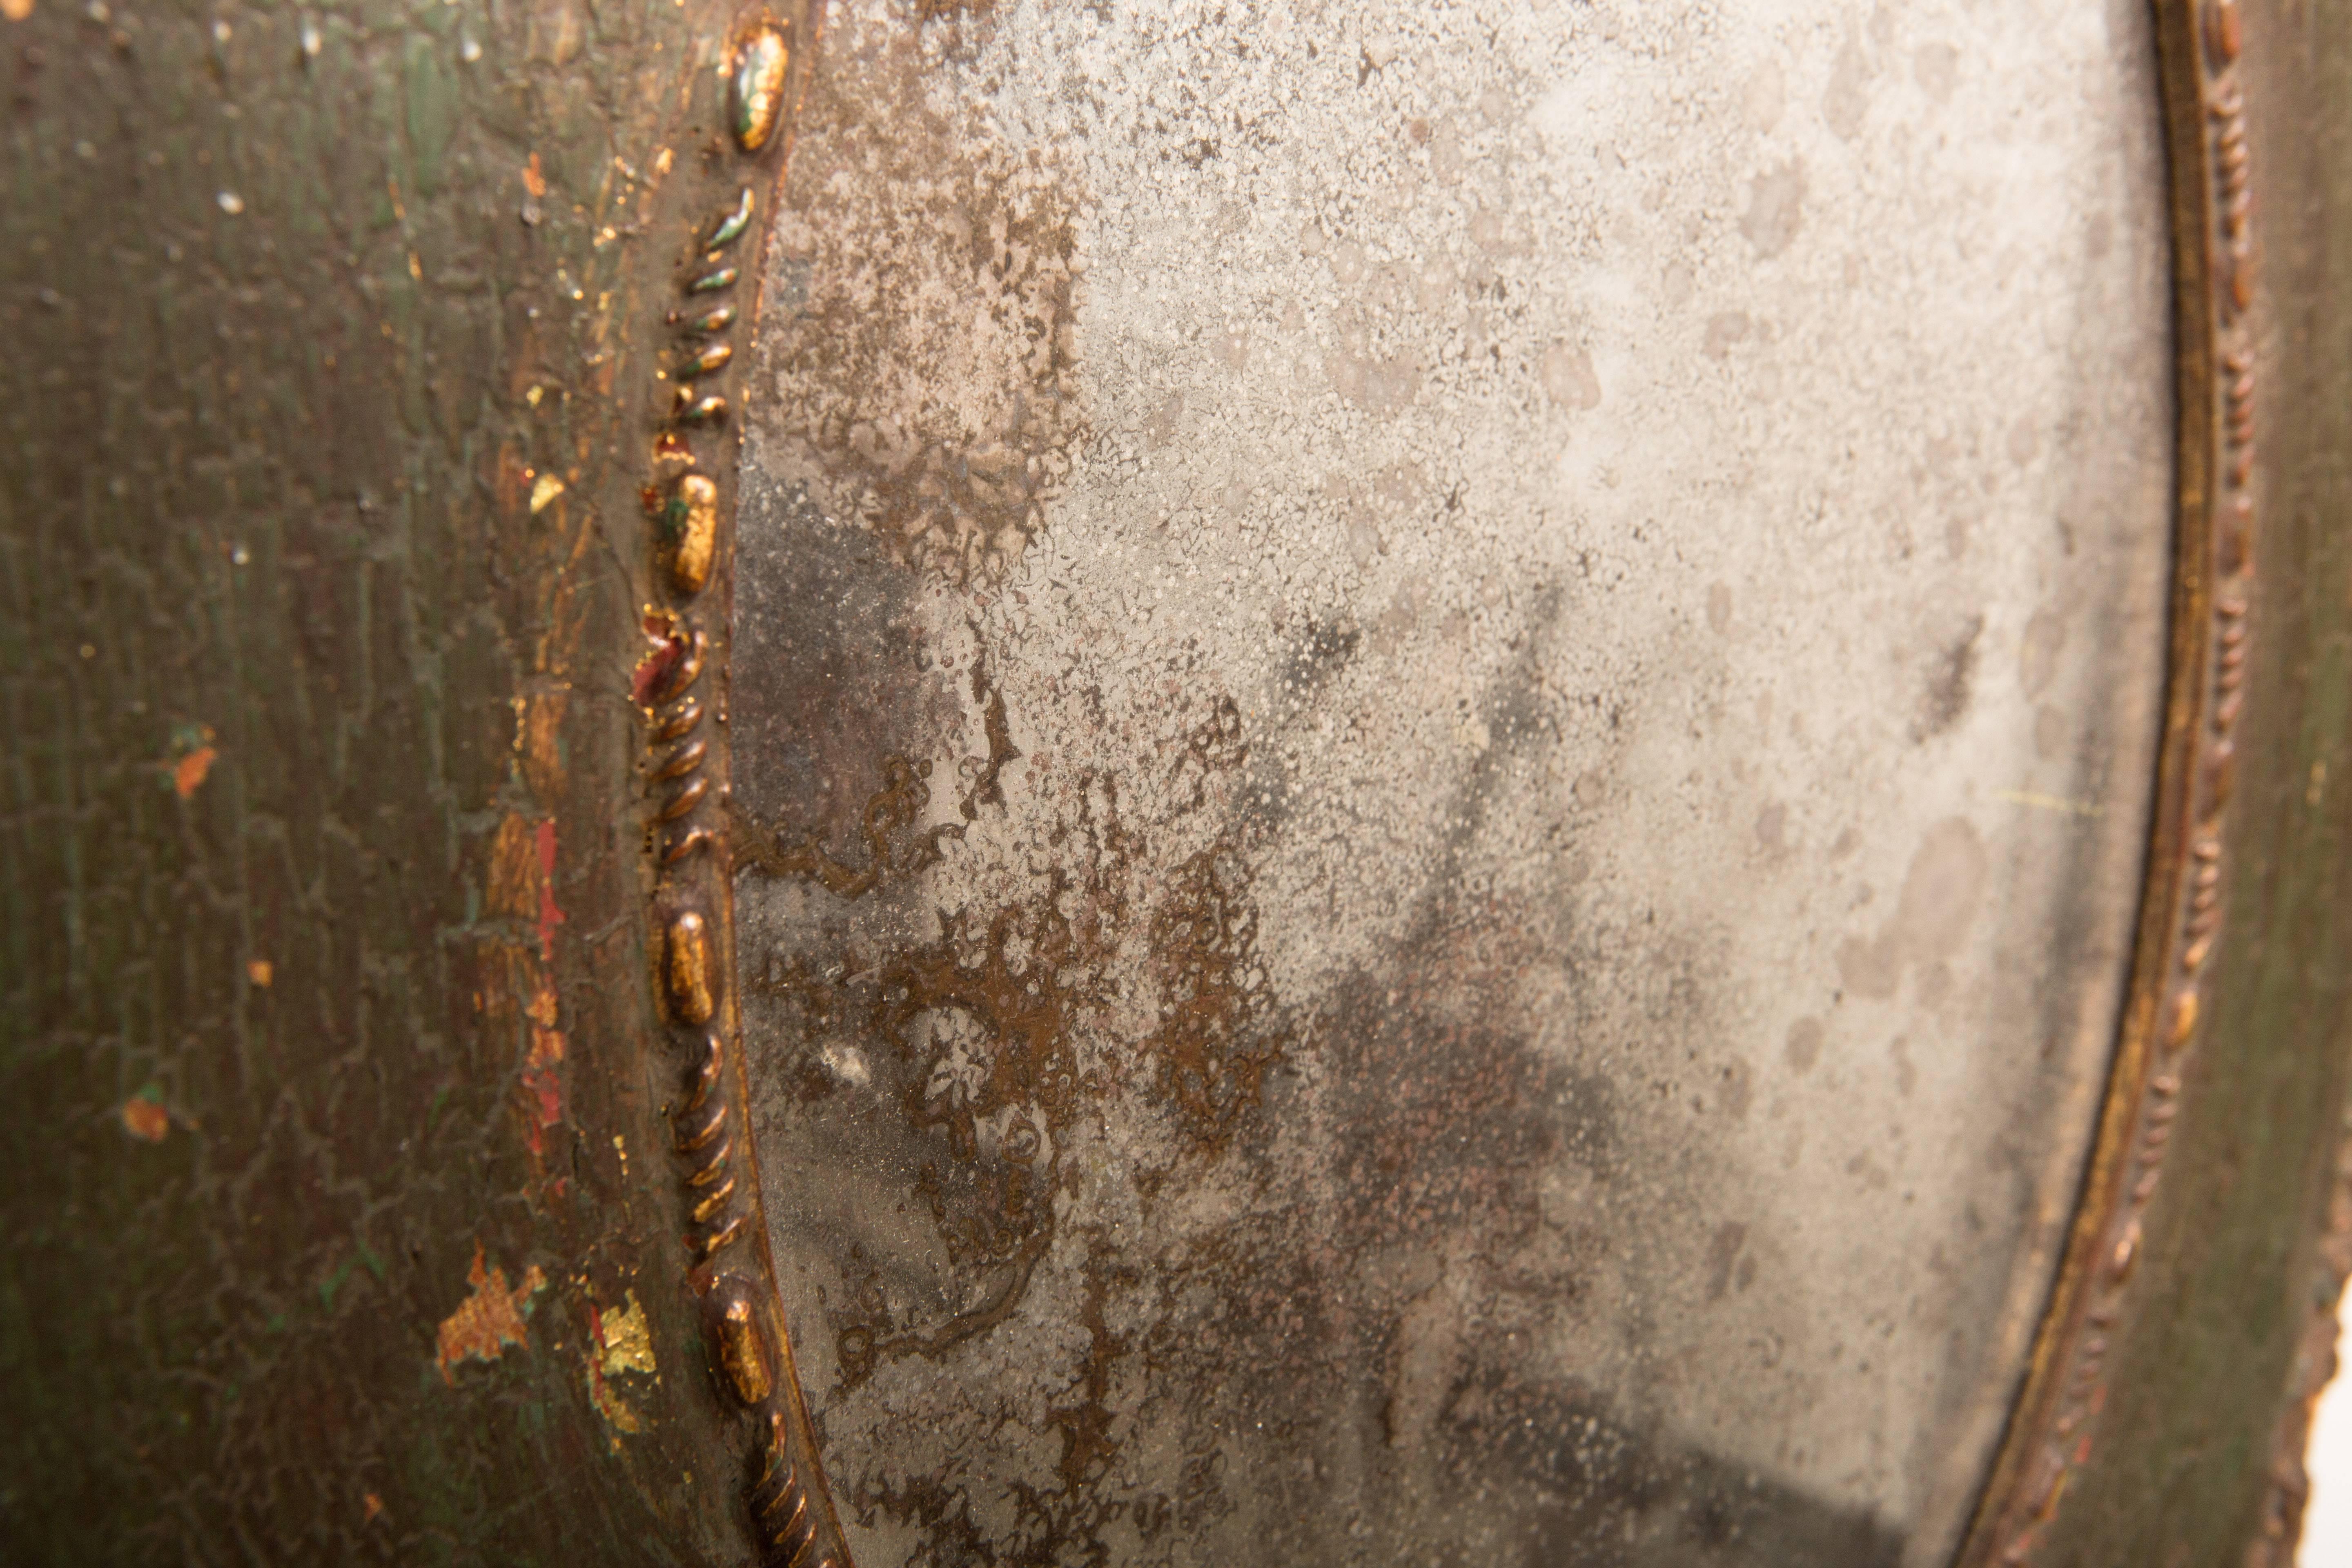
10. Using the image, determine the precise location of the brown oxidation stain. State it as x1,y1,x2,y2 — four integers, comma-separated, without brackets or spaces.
1140,843,1291,1151
737,600,1822,1561
737,754,953,896
742,653,1297,1423
434,1242,548,1383
748,762,1127,1385
759,9,1084,585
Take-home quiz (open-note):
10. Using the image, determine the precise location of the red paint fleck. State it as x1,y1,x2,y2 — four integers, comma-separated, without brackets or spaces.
532,820,564,959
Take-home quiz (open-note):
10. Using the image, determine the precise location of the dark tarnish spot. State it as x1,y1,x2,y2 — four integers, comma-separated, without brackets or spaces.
1440,1371,1905,1568
727,486,961,843
1279,617,1363,693
1309,957,1598,1263
761,18,1085,586
1913,611,1985,741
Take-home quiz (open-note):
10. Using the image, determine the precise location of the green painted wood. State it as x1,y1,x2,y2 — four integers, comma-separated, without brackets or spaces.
0,0,773,1559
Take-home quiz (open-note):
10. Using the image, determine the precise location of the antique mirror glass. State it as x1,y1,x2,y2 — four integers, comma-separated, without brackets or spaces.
726,1,2171,1562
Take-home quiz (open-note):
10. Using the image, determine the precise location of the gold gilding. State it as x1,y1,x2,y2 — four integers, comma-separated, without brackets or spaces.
718,1295,774,1405
731,25,790,154
599,1290,657,1380
665,910,715,1024
673,475,719,595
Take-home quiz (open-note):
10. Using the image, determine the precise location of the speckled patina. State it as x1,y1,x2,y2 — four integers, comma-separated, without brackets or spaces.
732,1,2174,1564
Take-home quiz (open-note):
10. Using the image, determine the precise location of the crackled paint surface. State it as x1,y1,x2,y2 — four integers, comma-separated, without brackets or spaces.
2,0,794,1559
735,0,2172,1563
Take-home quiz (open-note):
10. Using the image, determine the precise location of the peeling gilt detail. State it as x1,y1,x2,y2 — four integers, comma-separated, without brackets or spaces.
1967,3,2259,1561
635,15,848,1567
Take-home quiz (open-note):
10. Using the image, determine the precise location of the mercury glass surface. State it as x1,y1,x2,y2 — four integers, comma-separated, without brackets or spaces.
728,1,2173,1562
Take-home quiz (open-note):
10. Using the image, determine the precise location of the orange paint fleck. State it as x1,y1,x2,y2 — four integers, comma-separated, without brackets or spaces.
362,1493,383,1523
173,746,216,797
247,959,273,988
523,152,548,199
163,723,218,797
121,1092,169,1142
434,1242,548,1383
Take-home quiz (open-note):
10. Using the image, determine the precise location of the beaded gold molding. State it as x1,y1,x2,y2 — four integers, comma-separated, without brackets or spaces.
1957,2,2257,1562
632,13,856,1567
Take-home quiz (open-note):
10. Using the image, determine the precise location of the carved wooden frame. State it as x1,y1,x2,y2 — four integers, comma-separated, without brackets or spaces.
4,0,2347,1557
1953,1,2352,1563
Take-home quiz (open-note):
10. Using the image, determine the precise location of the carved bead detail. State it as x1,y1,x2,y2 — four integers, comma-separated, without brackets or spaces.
659,774,712,822
732,24,791,154
673,475,720,595
665,910,716,1025
655,736,710,782
708,187,756,250
695,1211,749,1260
663,825,716,864
677,342,735,380
672,303,738,334
2165,987,2201,1054
715,1288,775,1406
638,62,835,1568
655,696,704,744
